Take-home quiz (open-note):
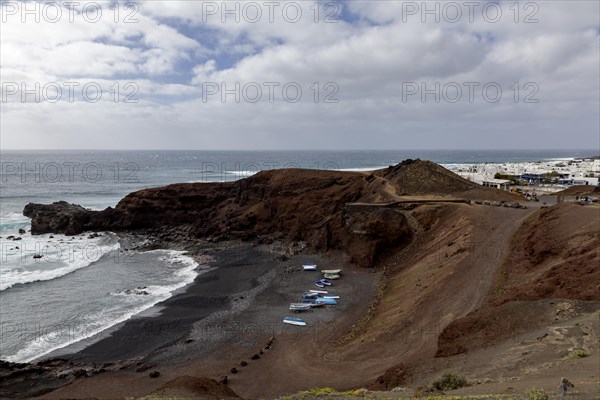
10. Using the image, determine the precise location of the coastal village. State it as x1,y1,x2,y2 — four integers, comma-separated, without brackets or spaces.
446,157,600,192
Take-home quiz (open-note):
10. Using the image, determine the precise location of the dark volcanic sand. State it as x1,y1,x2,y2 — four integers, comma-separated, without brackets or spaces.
38,242,378,400
56,244,281,363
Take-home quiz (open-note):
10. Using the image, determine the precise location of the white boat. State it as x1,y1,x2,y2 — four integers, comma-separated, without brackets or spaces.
303,292,320,299
323,273,340,280
322,294,340,299
302,300,325,307
303,264,317,271
289,303,312,311
309,289,328,294
321,269,342,274
283,317,306,326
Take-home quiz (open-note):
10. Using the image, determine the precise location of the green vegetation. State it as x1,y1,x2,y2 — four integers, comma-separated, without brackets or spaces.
416,397,514,400
298,387,364,396
429,372,468,391
527,387,549,400
568,348,590,359
539,171,560,184
300,387,339,395
285,393,516,400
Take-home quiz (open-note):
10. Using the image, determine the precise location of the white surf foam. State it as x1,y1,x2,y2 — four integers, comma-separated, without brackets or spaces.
4,250,202,363
0,233,120,291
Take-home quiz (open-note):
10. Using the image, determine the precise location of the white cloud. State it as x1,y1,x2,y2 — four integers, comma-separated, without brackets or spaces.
0,2,201,79
1,0,598,150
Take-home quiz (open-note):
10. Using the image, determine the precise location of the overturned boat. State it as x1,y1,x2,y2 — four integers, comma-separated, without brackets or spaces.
283,317,307,326
289,303,312,312
321,269,342,275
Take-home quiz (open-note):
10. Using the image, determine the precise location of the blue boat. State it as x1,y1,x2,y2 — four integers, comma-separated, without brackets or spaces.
283,317,306,326
316,279,332,286
315,298,337,305
302,300,325,307
315,280,325,288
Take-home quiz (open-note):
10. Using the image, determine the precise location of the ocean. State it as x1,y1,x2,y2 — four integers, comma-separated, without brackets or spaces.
0,149,595,363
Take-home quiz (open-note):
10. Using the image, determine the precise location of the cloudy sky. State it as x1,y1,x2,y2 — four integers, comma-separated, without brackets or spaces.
1,0,598,150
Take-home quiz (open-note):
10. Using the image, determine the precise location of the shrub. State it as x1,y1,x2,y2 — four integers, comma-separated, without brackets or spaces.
527,387,549,400
300,387,338,395
569,349,589,359
342,388,369,396
430,372,468,391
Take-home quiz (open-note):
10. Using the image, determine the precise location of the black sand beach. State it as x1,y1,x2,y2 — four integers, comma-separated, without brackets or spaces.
57,244,281,363
32,241,378,400
45,240,376,365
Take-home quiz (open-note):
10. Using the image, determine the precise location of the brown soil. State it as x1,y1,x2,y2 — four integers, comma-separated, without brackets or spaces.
493,203,600,303
555,185,600,196
436,202,600,358
144,376,240,399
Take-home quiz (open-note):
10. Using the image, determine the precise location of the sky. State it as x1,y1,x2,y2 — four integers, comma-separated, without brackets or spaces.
0,0,599,150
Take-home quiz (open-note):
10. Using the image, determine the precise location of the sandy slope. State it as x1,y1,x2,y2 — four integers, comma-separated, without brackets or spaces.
225,203,599,399
209,203,535,399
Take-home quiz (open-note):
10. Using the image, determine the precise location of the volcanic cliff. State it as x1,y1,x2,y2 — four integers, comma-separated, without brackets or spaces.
23,160,514,267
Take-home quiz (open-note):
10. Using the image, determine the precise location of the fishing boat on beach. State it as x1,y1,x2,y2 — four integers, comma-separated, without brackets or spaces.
303,264,317,271
323,273,340,280
309,289,328,294
289,303,312,312
315,279,333,288
283,317,307,326
303,292,320,299
315,298,337,305
321,269,342,274
322,294,339,299
302,300,325,307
